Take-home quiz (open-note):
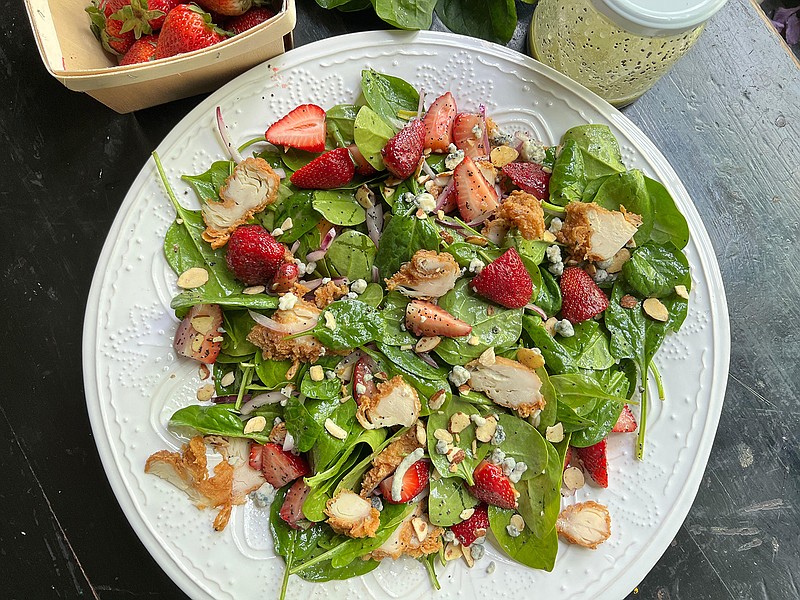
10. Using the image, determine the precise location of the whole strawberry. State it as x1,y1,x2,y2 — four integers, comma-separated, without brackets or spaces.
225,225,285,285
559,266,610,323
119,34,158,65
470,248,532,309
86,0,135,55
154,4,227,60
381,119,426,179
195,0,252,16
110,0,180,36
290,147,355,189
226,7,275,34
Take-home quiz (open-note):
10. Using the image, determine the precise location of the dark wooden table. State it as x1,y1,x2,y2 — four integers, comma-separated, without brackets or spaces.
2,0,798,598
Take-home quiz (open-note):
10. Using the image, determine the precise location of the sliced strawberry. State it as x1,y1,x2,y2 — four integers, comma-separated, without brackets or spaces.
405,300,472,338
270,261,299,294
450,504,489,546
173,303,224,364
564,446,576,471
265,104,326,153
559,267,610,323
452,113,488,158
612,405,638,433
348,144,377,176
352,355,378,405
470,248,532,309
453,156,499,223
260,442,310,488
249,443,264,471
279,478,312,529
576,439,608,488
290,147,355,189
501,162,550,200
225,224,285,286
423,92,457,153
468,460,518,509
378,459,430,504
381,119,426,179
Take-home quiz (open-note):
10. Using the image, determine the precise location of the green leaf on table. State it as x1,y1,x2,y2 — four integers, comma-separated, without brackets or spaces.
435,0,517,44
371,0,437,30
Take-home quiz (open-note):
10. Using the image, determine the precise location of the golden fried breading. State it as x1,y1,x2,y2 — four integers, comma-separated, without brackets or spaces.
360,429,423,496
496,190,546,241
314,281,349,309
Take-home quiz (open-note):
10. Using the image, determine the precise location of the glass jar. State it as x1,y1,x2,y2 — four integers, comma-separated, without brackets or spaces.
529,0,725,107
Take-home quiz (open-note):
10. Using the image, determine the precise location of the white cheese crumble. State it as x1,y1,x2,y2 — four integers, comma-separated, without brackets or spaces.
415,192,437,214
350,278,368,294
448,365,470,387
278,292,298,311
555,319,575,337
520,139,546,164
468,258,485,273
445,147,465,170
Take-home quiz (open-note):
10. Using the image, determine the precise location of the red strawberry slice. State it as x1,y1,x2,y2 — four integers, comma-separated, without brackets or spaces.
352,356,378,405
453,156,499,223
468,460,518,509
225,224,285,285
450,504,489,546
405,300,472,338
279,478,312,529
612,405,638,433
260,442,310,488
173,303,224,364
290,147,355,189
381,119,426,179
154,4,227,59
559,267,610,323
576,439,608,488
265,104,326,153
378,459,430,504
348,144,377,176
470,248,533,309
270,261,299,294
452,113,488,158
423,92,457,153
501,162,550,200
248,442,264,471
226,7,276,34
563,446,576,471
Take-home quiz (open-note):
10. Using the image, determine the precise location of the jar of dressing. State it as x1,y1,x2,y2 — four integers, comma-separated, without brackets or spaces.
529,0,728,107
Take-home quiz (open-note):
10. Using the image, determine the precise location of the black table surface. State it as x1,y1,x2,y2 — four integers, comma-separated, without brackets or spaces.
2,0,799,598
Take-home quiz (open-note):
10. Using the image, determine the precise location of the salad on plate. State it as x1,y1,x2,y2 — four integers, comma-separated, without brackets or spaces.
144,68,692,597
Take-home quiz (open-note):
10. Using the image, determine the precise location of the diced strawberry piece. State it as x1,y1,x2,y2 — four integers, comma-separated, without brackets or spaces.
453,156,499,223
501,162,550,200
270,261,299,294
378,459,430,504
559,267,610,323
470,248,532,309
225,224,285,286
452,113,488,158
290,147,355,189
265,104,326,153
348,144,377,176
173,303,224,364
381,119,426,179
279,478,312,529
405,300,472,338
423,92,457,153
468,460,518,509
576,439,608,488
450,504,489,546
352,356,378,405
260,442,310,488
612,405,638,433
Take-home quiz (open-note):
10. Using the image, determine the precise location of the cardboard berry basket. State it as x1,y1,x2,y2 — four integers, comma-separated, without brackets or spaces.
24,0,296,113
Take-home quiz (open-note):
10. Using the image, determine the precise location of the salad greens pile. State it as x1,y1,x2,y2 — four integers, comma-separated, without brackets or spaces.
153,68,691,596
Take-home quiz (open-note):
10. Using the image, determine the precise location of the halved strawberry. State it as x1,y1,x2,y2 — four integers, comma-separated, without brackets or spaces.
559,267,610,323
381,119,426,179
260,442,310,488
352,355,378,405
450,504,489,546
612,405,638,433
348,144,377,176
470,248,533,309
576,439,608,488
468,460,517,509
279,478,312,529
405,300,472,338
248,442,263,471
452,113,488,158
501,162,550,200
270,261,299,294
453,156,499,223
290,147,355,189
173,303,224,364
265,104,326,153
423,92,457,153
378,459,430,504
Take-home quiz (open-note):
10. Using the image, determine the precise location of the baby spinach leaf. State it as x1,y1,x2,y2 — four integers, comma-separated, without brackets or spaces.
300,370,341,401
522,315,577,374
377,342,448,381
561,124,625,180
281,148,320,172
496,414,549,479
644,293,689,366
444,242,500,268
171,290,278,313
645,176,690,249
377,292,417,346
427,397,481,483
374,213,439,280
254,353,294,390
535,365,558,433
549,139,586,206
604,283,647,367
169,404,272,443
358,282,384,307
550,373,628,412
505,230,549,266
435,0,517,44
326,230,376,280
273,191,320,244
622,242,690,299
371,0,437,30
428,476,479,527
556,319,616,370
354,105,394,170
221,310,257,357
556,402,596,433
284,397,324,453
312,190,366,226
535,268,562,317
361,69,420,130
312,299,382,350
590,169,654,244
518,434,568,538
488,505,558,571
326,104,359,147
181,160,234,203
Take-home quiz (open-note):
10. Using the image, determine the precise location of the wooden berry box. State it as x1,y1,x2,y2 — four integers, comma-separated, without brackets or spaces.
24,0,296,113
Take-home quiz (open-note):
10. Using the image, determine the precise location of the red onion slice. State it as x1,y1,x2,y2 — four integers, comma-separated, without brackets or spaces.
306,228,337,263
524,303,549,320
274,167,287,179
466,212,492,227
434,179,455,211
478,104,491,158
366,203,383,248
417,351,440,369
248,309,317,333
240,392,286,415
216,106,244,164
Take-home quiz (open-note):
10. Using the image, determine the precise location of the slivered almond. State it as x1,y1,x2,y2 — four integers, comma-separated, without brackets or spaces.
444,542,461,561
490,146,518,167
177,267,209,289
563,466,585,490
675,284,690,299
324,418,348,440
449,412,471,433
243,415,267,434
220,371,235,387
411,517,429,542
434,429,454,443
415,336,442,353
517,347,545,370
191,315,214,335
196,384,215,401
643,298,669,322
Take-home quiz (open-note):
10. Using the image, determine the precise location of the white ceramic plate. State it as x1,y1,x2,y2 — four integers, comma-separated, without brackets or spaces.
83,30,730,600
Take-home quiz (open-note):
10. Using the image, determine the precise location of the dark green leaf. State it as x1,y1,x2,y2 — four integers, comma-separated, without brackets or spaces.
435,0,517,44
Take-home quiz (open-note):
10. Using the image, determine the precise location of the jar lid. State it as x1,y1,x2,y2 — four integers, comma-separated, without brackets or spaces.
593,0,728,36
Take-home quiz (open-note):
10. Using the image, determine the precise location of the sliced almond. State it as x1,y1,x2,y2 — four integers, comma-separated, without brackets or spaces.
542,230,557,243
446,447,466,464
545,422,564,443
620,294,639,309
465,235,488,247
460,508,475,521
509,513,525,532
434,428,454,443
191,333,204,353
196,384,215,401
490,145,518,167
411,517,429,542
461,543,475,567
198,364,210,380
415,421,427,444
309,365,325,382
444,542,461,561
324,312,337,330
467,335,481,346
177,267,209,289
474,416,498,443
191,315,215,335
478,347,496,366
675,284,690,299
643,297,669,322
563,466,585,490
606,248,631,274
219,371,236,387
415,336,442,353
544,316,558,336
517,347,545,370
243,415,267,434
324,418,348,440
242,285,266,295
449,412,471,433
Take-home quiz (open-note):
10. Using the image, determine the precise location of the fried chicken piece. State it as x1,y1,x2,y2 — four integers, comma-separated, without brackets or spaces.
465,356,546,418
324,490,381,538
556,501,612,549
386,250,461,299
557,202,641,262
206,436,265,505
355,375,421,430
360,429,423,496
314,281,349,309
201,157,280,249
368,503,443,560
495,190,546,240
246,299,327,363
